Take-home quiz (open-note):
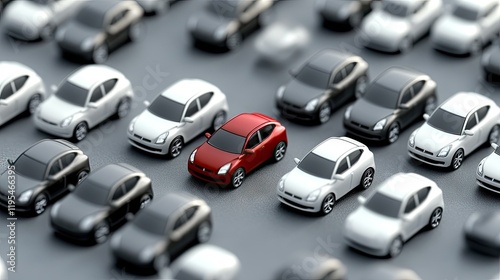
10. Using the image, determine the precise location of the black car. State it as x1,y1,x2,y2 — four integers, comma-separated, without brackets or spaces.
50,163,153,244
317,0,374,29
343,67,437,144
276,49,369,124
55,0,144,64
0,139,90,216
464,211,500,256
111,192,212,273
482,45,500,84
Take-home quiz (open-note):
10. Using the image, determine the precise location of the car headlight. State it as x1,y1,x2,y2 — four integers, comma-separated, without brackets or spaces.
60,116,73,127
214,25,228,40
81,37,95,51
110,234,122,250
477,159,485,176
306,189,321,202
128,117,137,133
373,119,386,131
18,190,33,203
278,176,286,192
218,163,231,175
305,99,319,112
187,17,198,30
156,132,168,144
79,216,96,231
408,130,417,148
190,149,197,163
437,145,451,157
139,246,157,262
344,105,353,120
50,202,61,218
276,86,285,100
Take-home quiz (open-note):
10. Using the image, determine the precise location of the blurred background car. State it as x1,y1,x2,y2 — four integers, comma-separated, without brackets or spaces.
360,265,422,280
136,0,173,15
464,211,500,256
274,253,347,280
254,22,309,63
482,45,500,83
317,0,373,29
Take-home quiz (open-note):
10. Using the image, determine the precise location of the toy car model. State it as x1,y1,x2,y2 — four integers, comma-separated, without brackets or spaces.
56,0,143,64
0,61,46,127
111,192,212,272
316,0,373,29
0,256,6,280
0,0,14,15
408,92,500,170
128,79,229,158
464,211,500,256
254,22,309,63
344,67,437,144
274,254,347,280
476,143,500,193
482,45,500,83
50,163,153,244
188,0,274,50
136,0,172,15
276,49,369,124
0,139,90,215
344,173,444,258
361,265,422,280
2,0,86,41
188,112,288,188
358,0,442,53
34,65,134,142
160,244,241,280
277,137,375,215
431,0,500,55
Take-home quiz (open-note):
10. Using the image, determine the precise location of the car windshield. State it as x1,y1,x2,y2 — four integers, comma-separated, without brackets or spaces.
365,192,401,218
363,83,399,109
294,65,330,89
427,108,465,135
453,5,479,21
134,210,167,236
208,129,246,154
382,2,409,17
13,154,46,181
207,0,240,18
73,179,110,206
75,5,105,29
55,81,89,107
147,96,185,122
297,152,335,180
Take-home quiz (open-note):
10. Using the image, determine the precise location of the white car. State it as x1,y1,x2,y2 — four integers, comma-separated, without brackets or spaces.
358,0,442,53
0,256,6,280
136,0,171,14
2,0,87,41
477,143,500,193
34,65,134,142
160,244,240,280
408,92,500,170
128,79,229,158
0,61,46,127
277,137,375,215
344,173,444,258
431,0,500,55
254,22,309,63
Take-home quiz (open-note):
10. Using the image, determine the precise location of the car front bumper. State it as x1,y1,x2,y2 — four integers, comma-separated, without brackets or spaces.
188,162,229,185
407,145,450,167
0,193,32,213
343,120,386,141
277,193,319,213
128,131,169,155
51,220,93,241
276,100,317,122
33,116,74,138
344,236,388,257
476,173,500,193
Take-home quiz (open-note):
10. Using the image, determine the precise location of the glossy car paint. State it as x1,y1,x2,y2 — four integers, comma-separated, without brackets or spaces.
476,143,500,193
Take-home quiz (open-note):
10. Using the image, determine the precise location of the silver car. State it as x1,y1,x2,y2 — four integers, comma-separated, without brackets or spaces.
344,173,444,258
476,143,500,193
0,61,46,127
358,0,442,53
408,92,500,170
2,0,87,41
431,0,500,55
136,0,172,14
34,65,134,142
128,79,229,158
277,137,375,215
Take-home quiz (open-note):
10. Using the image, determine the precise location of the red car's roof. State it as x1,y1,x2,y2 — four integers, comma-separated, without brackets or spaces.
221,113,276,137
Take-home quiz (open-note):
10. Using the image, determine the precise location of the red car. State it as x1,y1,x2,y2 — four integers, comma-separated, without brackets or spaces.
188,113,288,188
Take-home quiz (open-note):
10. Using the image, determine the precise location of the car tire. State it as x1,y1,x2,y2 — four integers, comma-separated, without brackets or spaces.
33,193,48,215
488,125,500,145
168,136,184,158
93,221,110,244
197,220,212,243
115,97,131,119
128,22,142,42
73,122,88,142
319,193,335,216
387,122,400,144
76,169,89,185
399,37,412,54
92,45,109,64
450,148,464,170
423,96,437,116
139,193,153,210
273,141,287,162
231,167,245,188
153,254,169,272
211,111,226,132
27,94,43,115
226,32,242,50
359,167,374,190
387,236,403,258
354,75,368,98
429,207,443,229
318,102,332,124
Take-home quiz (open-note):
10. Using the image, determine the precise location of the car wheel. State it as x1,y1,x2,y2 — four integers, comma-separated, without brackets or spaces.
197,221,212,243
155,0,170,14
423,96,437,116
92,45,109,64
359,167,374,189
273,141,287,162
387,122,400,144
450,149,464,170
470,40,481,56
73,122,88,142
488,125,500,145
33,193,48,215
348,12,362,28
40,24,54,40
115,97,131,119
354,75,368,98
139,193,153,210
318,102,332,124
226,33,242,50
153,254,169,272
212,111,226,132
128,22,142,42
320,193,335,215
27,94,43,115
94,221,110,244
388,237,403,258
399,37,412,54
429,207,443,229
76,169,89,185
231,168,245,188
168,136,183,158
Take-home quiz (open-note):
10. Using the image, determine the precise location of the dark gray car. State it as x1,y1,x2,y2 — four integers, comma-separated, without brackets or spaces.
464,211,500,256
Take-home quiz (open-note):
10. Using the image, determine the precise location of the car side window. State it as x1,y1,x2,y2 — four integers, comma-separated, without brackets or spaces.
336,157,349,174
185,100,199,117
49,160,62,176
477,106,489,122
110,9,128,25
0,82,14,99
245,132,260,149
103,79,118,94
404,195,417,214
90,86,104,103
184,206,198,221
348,149,363,166
173,214,187,230
60,153,76,169
259,124,275,141
13,76,28,92
333,68,346,84
198,92,213,109
411,81,425,95
465,112,478,130
345,63,356,76
123,177,139,193
416,187,430,204
400,87,414,105
111,185,126,201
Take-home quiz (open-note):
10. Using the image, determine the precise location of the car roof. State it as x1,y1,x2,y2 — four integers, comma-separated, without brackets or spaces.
311,137,359,162
161,79,216,105
172,245,239,276
67,65,122,90
307,49,350,73
377,173,436,201
374,67,421,91
144,193,196,218
456,0,498,11
222,113,271,137
87,163,137,189
440,92,493,117
23,139,73,163
0,61,34,83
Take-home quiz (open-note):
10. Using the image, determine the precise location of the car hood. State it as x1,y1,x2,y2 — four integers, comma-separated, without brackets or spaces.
39,96,84,124
349,98,394,126
53,195,106,229
195,142,240,171
282,168,331,198
346,207,400,239
413,123,459,153
4,1,51,26
191,12,233,36
483,153,500,179
363,11,411,39
115,225,165,261
59,21,101,46
0,170,41,195
132,110,180,140
282,79,325,107
433,16,480,42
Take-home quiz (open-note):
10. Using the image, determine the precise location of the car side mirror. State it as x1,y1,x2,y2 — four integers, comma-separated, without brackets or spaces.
492,143,499,150
464,130,474,137
294,158,300,165
205,132,211,139
143,100,151,107
88,102,98,109
244,149,254,155
357,195,366,204
399,103,410,110
50,84,58,93
0,100,7,106
183,117,194,123
423,114,430,121
332,174,344,181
